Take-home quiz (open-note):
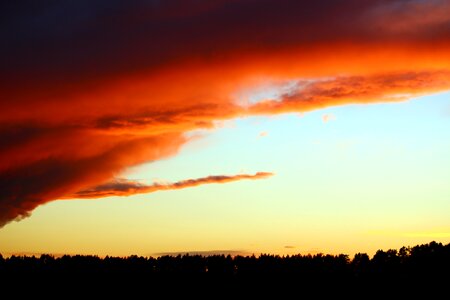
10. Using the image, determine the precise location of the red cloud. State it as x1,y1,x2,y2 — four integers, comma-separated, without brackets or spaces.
1,0,450,227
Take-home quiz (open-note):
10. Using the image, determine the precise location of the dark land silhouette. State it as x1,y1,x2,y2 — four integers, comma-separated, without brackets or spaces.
1,241,449,296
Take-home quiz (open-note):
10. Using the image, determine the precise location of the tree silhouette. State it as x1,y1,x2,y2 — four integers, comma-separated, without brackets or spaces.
0,241,448,296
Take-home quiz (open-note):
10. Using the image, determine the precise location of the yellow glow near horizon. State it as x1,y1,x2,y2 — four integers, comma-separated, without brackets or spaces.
1,93,449,258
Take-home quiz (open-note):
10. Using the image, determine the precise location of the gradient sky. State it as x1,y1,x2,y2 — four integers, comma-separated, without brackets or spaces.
1,0,450,257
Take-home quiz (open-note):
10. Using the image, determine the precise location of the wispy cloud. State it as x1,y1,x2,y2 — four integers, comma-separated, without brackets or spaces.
248,71,450,115
66,172,274,199
322,114,336,123
258,131,269,138
152,250,250,257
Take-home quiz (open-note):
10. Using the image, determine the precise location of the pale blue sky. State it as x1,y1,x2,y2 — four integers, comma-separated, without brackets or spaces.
1,92,449,256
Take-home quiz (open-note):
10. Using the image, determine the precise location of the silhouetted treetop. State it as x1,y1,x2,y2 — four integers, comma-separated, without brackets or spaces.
0,241,448,296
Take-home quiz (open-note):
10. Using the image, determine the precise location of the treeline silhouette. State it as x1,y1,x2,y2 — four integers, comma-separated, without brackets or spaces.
1,241,449,296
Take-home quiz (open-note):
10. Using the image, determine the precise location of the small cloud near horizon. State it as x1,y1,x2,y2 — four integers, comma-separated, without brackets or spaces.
152,250,250,257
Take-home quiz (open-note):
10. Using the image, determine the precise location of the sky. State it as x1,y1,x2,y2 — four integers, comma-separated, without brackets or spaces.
1,0,450,257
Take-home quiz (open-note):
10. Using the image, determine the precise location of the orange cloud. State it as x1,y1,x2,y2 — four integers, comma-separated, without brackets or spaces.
0,133,185,227
322,114,336,123
259,131,269,138
1,1,450,226
248,71,450,115
65,172,274,199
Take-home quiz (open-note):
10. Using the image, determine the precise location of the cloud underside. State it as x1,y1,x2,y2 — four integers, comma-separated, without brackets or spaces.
1,0,450,226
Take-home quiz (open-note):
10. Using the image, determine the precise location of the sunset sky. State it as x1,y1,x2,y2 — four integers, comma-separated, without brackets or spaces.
1,0,450,257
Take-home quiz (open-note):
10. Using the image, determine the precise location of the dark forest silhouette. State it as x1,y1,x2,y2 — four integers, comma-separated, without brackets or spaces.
1,241,449,296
